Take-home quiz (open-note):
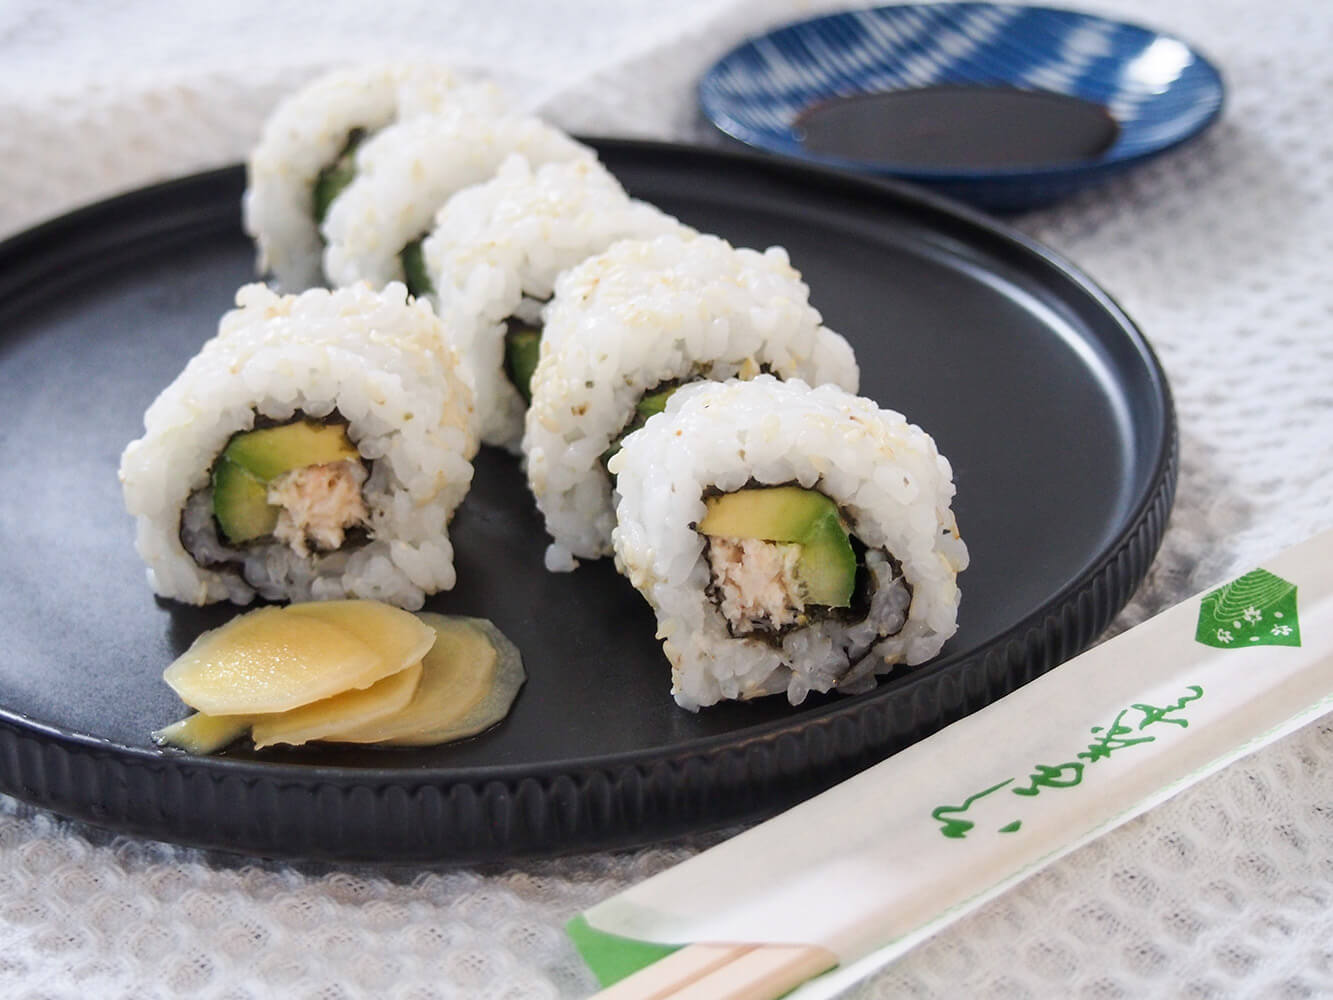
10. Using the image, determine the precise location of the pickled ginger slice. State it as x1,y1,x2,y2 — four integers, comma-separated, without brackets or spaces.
327,613,524,746
251,660,424,749
165,605,386,715
152,712,251,754
286,599,436,676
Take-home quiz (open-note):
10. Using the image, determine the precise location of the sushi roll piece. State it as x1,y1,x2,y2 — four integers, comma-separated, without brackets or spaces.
119,282,477,610
611,376,968,710
422,155,690,450
523,233,858,570
321,110,593,293
243,63,506,292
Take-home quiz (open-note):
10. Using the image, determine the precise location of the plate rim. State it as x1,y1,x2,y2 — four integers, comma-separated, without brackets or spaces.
0,139,1177,860
697,1,1226,183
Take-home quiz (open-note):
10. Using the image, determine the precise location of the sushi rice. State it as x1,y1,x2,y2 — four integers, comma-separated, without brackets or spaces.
119,282,477,610
321,110,593,290
243,63,505,292
611,376,969,710
523,233,859,569
423,155,690,450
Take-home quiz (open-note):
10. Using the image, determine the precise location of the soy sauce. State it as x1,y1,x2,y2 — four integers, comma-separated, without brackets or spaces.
794,86,1119,170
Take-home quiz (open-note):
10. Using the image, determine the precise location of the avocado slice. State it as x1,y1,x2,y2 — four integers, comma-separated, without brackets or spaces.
789,504,857,607
503,320,542,404
634,384,676,421
312,128,366,225
223,419,359,482
601,382,684,469
212,457,278,545
697,486,856,607
400,235,433,298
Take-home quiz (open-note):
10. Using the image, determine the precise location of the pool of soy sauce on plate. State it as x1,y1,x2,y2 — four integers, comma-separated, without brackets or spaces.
794,85,1120,170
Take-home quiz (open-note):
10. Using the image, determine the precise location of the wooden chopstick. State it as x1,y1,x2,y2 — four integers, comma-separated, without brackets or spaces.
591,942,838,1000
665,943,837,1000
591,944,753,999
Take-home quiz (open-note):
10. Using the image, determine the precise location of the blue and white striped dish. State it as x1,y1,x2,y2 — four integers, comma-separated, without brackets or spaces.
699,3,1225,211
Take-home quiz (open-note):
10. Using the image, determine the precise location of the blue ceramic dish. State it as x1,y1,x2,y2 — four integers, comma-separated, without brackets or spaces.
699,3,1225,212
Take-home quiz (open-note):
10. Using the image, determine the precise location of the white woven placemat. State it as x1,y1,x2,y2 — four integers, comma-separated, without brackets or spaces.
1,1,1330,996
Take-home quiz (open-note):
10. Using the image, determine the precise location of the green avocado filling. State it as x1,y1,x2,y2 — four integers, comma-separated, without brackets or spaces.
503,320,543,405
312,128,367,226
634,385,676,422
697,486,856,608
601,381,685,471
212,419,360,545
400,236,433,298
211,459,277,544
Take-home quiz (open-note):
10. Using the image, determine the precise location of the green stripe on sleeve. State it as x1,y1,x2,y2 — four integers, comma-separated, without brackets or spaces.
565,913,682,988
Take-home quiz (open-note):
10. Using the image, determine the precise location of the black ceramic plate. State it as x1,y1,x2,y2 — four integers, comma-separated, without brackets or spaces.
0,140,1174,862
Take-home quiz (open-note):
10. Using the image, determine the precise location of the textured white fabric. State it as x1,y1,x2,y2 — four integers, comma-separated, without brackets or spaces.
1,1,1330,997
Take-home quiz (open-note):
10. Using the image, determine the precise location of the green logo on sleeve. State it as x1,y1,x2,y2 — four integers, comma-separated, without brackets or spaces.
1195,569,1300,649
